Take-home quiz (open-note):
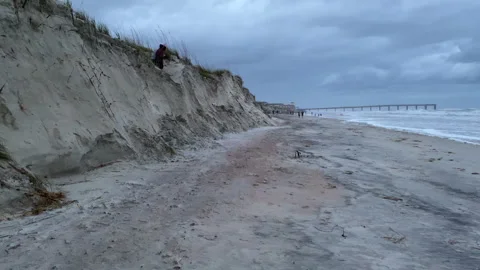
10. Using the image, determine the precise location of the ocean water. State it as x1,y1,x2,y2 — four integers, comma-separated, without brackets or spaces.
318,109,480,145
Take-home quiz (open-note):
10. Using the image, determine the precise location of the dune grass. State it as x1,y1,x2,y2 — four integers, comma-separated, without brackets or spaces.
0,144,12,161
63,0,72,9
28,189,67,215
96,23,110,36
197,66,231,79
46,1,241,80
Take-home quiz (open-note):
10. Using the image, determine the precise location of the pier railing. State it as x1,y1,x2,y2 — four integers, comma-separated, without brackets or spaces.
301,104,437,112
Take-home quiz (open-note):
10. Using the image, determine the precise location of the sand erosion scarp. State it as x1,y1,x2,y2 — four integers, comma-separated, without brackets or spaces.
0,0,272,217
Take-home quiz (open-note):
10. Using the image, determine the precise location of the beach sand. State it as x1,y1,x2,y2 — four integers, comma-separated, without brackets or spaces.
1,116,479,269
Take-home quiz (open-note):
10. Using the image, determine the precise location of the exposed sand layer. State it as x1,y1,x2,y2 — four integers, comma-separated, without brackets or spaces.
1,116,479,269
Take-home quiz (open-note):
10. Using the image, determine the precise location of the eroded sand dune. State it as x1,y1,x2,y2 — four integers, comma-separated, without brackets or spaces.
0,0,272,216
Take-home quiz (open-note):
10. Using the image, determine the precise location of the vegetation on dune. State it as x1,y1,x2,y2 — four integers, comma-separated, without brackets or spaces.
1,142,68,216
0,143,12,161
57,0,239,80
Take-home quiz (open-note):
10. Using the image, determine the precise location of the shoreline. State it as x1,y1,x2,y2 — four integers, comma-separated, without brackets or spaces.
318,115,480,146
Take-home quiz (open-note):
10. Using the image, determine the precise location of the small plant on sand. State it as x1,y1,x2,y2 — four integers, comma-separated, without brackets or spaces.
28,189,66,215
114,29,154,54
164,48,179,60
165,145,176,156
113,30,121,39
74,10,88,21
213,69,231,76
198,66,215,80
62,0,75,25
64,0,72,9
96,23,110,36
122,37,152,53
0,144,12,161
1,143,68,215
89,18,96,30
234,75,244,86
197,66,231,80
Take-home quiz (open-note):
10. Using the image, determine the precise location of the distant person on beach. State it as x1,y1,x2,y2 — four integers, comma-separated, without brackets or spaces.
301,111,304,118
152,44,167,69
298,112,300,117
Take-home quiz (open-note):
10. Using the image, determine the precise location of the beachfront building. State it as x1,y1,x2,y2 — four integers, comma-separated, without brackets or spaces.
255,102,296,114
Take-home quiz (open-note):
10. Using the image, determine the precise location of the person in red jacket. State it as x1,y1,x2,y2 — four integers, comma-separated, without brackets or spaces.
152,44,167,69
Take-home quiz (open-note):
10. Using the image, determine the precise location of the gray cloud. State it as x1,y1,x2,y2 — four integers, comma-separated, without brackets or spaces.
70,0,480,108
450,40,480,64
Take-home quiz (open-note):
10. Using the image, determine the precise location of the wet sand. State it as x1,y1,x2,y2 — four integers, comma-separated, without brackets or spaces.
1,116,479,270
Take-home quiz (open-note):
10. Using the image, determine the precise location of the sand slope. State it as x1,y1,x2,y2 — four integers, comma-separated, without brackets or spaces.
0,0,271,214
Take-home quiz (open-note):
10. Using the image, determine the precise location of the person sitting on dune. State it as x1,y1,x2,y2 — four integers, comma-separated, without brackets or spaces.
152,44,167,69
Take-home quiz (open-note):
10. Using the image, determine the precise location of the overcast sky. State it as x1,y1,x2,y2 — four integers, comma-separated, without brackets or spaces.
71,0,480,109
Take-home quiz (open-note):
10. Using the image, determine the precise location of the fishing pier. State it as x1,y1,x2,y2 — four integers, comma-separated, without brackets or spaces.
302,104,437,112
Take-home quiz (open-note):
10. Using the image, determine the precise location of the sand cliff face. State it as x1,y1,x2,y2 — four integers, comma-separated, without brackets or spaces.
0,0,271,213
